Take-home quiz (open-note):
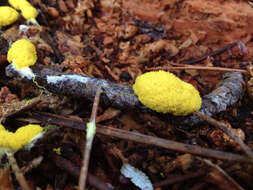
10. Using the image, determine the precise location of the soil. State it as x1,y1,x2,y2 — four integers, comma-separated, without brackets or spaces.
1,0,253,189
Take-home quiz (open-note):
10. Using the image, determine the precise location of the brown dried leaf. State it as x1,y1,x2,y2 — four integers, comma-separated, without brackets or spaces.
247,65,253,100
247,78,253,100
118,113,143,131
0,168,14,190
96,108,121,123
209,123,245,149
137,39,169,62
45,184,54,190
0,87,18,104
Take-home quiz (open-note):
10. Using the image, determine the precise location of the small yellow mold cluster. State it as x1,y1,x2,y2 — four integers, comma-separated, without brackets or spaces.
133,71,201,116
0,6,19,26
7,39,37,69
0,124,43,150
9,0,38,23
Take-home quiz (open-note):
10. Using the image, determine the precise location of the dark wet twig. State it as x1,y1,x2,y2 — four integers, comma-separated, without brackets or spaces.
0,96,41,121
21,156,43,174
50,153,114,190
194,112,253,160
146,65,247,73
153,170,207,188
181,41,238,65
5,65,245,127
183,71,244,126
30,112,253,163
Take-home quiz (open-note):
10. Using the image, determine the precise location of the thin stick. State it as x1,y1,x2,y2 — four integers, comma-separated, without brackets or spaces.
194,112,253,160
6,151,31,190
30,112,253,163
78,85,102,190
181,41,238,65
146,66,247,73
96,125,252,163
21,156,43,174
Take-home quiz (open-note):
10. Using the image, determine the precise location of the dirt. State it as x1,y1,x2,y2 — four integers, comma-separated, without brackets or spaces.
1,0,253,189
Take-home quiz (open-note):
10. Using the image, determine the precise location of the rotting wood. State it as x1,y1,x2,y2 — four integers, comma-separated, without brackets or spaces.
5,65,245,127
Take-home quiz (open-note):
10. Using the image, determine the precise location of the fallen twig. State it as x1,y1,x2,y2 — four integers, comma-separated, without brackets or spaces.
79,86,102,190
181,41,238,65
21,156,43,174
30,112,253,163
5,65,245,126
6,151,31,190
182,71,244,126
146,65,247,73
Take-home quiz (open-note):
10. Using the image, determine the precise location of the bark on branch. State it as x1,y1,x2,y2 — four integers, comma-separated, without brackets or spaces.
5,64,244,126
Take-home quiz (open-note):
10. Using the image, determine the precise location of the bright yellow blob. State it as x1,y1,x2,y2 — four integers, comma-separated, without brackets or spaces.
0,124,43,150
21,4,37,20
8,0,38,22
0,6,19,26
53,147,61,155
133,71,202,115
8,0,27,10
7,39,37,69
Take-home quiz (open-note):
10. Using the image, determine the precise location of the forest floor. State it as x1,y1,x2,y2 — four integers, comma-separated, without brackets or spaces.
1,0,253,189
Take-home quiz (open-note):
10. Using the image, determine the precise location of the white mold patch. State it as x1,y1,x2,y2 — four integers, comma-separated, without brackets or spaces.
46,74,89,84
11,64,35,79
19,24,29,34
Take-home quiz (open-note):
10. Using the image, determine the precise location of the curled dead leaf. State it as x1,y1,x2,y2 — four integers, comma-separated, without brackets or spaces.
249,0,253,7
0,168,14,190
247,78,253,100
247,65,253,100
137,40,178,63
209,123,245,149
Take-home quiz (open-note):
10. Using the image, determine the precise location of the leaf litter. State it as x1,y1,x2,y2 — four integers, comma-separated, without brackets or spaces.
1,0,253,189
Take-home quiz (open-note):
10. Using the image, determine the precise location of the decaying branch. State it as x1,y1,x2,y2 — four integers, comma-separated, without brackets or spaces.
5,64,244,126
182,72,244,126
